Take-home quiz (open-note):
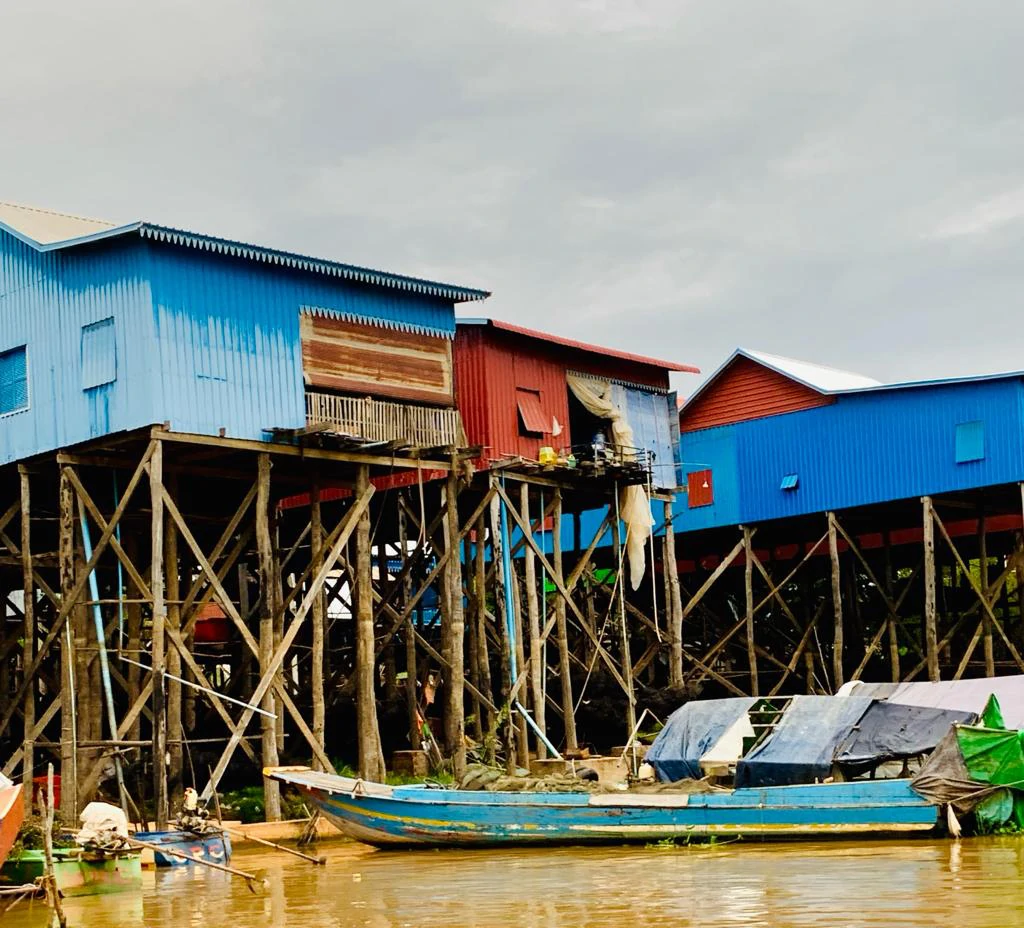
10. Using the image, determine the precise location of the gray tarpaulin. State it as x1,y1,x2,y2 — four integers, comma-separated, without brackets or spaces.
840,675,1024,727
735,696,874,788
835,702,974,776
646,697,756,782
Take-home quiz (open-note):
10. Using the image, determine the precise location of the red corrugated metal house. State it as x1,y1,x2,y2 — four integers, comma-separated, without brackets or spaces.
454,319,700,490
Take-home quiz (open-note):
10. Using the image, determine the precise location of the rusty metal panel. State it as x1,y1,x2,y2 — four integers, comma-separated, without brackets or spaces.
300,312,454,406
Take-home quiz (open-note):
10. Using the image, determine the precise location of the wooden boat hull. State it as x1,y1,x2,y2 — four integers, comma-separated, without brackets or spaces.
0,784,24,868
1,849,142,897
134,830,232,867
267,768,940,849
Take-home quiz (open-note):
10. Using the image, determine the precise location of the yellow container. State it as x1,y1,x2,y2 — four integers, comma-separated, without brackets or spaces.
538,446,556,465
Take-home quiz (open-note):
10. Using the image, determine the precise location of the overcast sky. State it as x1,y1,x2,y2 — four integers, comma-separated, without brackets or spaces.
5,1,1024,393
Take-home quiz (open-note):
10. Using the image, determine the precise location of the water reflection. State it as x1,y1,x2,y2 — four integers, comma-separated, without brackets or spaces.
3,838,1023,928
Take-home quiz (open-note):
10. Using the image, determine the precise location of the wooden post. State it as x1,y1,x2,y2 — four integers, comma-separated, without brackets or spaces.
923,496,940,682
474,516,494,748
464,536,483,743
355,464,385,781
19,470,34,815
310,480,326,770
553,488,578,754
488,485,516,773
827,512,844,690
521,483,546,759
742,526,758,697
255,453,281,820
148,442,169,827
397,501,419,749
271,514,286,755
165,474,183,808
443,462,466,778
509,563,530,768
664,500,684,690
58,468,78,821
979,509,994,678
884,531,900,683
611,510,636,749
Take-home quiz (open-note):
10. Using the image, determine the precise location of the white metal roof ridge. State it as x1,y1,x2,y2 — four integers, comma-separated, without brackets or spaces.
741,349,882,392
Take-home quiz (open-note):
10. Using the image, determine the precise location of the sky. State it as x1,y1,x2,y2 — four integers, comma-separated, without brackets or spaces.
4,0,1024,395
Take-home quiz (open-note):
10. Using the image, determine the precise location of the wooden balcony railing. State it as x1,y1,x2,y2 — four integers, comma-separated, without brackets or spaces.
305,391,466,448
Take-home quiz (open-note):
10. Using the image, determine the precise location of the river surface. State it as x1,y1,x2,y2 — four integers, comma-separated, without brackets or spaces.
5,837,1024,928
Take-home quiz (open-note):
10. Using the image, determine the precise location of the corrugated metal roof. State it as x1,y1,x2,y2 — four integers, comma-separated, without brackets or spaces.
0,199,489,303
458,318,700,373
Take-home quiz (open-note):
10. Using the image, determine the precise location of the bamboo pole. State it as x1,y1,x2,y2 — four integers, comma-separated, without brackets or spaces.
256,453,281,821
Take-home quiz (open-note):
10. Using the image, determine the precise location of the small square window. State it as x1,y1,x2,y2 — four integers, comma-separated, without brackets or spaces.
0,345,28,414
780,473,799,491
955,421,984,464
688,469,714,508
81,317,117,389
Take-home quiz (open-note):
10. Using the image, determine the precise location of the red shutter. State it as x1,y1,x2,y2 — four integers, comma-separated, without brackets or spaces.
688,469,714,508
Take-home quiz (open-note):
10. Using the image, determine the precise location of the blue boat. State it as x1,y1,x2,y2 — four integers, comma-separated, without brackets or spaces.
266,767,940,848
133,829,232,867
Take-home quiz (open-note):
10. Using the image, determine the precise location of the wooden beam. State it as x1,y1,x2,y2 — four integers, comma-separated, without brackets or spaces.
827,512,843,690
150,440,169,828
743,526,758,697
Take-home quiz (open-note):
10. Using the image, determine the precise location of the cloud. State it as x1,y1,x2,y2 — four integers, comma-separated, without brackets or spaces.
4,0,1024,386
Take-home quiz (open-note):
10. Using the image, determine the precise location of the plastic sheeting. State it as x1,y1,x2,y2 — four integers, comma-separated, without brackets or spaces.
646,697,757,782
835,702,974,776
735,696,874,788
566,373,653,590
840,675,1024,727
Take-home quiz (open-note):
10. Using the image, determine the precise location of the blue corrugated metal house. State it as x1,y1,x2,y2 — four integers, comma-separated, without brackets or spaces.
674,348,1024,533
0,200,488,465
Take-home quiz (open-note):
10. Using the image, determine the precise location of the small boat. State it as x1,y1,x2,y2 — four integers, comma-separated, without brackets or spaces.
0,777,24,868
133,829,232,867
1,847,142,897
266,766,940,848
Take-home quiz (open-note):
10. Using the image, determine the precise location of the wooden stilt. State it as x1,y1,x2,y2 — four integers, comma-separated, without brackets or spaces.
884,531,900,683
255,453,281,821
923,496,940,682
355,464,384,781
474,516,494,748
742,526,758,697
464,533,483,744
165,474,183,808
19,469,34,815
310,480,326,771
664,500,683,690
827,512,844,690
979,509,994,677
144,442,166,826
397,501,419,749
488,484,516,774
610,511,636,750
509,563,530,768
443,462,466,778
552,488,578,754
520,483,546,759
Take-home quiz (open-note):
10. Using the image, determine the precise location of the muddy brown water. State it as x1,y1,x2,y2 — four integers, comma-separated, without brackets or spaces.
4,837,1024,928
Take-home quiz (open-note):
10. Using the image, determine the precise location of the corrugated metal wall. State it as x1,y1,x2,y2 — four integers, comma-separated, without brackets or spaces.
681,356,832,432
0,230,155,464
674,377,1024,533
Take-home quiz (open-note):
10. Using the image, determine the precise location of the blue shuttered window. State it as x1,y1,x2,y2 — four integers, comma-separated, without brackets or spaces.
0,345,28,414
955,420,984,464
82,317,117,389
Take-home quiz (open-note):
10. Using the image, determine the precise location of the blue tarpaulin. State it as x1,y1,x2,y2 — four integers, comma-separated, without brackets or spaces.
735,696,874,788
646,697,756,782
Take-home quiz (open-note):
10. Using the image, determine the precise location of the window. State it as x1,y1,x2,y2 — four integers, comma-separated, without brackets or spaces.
687,469,714,508
955,420,984,464
81,317,117,389
0,345,28,414
780,473,799,491
516,388,548,436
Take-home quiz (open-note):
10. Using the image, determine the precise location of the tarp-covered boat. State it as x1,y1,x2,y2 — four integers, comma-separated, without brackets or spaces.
266,766,939,847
